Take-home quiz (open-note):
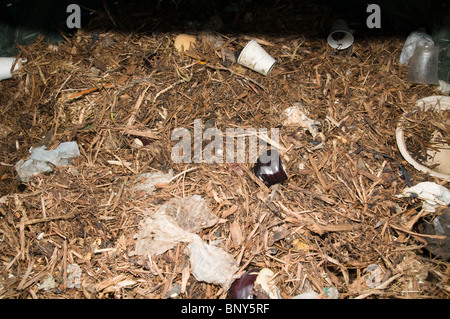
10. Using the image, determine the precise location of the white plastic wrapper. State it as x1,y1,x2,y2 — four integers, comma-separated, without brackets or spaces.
133,170,174,194
187,235,239,290
131,195,239,289
400,30,434,65
132,210,194,256
397,182,450,212
131,195,219,255
15,141,80,181
159,195,219,233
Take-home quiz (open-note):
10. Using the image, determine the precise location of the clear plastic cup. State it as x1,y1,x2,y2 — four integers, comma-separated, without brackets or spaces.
407,44,440,85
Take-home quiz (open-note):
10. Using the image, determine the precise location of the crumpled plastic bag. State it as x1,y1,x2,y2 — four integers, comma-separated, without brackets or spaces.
130,195,239,289
132,210,194,256
15,141,80,181
187,235,239,290
131,195,219,255
397,182,450,212
162,195,219,233
134,170,173,194
400,29,434,65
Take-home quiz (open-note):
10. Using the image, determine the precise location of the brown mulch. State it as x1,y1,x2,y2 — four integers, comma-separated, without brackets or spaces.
0,15,449,299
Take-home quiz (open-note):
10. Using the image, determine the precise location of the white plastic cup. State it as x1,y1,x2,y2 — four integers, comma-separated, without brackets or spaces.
237,40,276,76
0,57,25,81
327,19,354,50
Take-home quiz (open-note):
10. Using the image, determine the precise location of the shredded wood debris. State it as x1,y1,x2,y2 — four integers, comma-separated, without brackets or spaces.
0,4,449,299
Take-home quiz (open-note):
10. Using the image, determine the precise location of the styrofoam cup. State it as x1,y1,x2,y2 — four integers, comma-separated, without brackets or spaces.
0,57,25,81
237,40,275,76
327,19,354,50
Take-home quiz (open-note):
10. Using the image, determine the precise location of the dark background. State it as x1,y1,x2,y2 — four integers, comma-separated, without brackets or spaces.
0,0,448,54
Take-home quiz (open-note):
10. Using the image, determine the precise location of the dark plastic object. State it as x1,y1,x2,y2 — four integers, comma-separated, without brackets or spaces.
253,149,288,187
228,270,259,299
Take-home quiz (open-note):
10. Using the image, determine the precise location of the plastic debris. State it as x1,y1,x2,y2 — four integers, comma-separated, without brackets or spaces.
0,57,26,81
130,195,216,253
397,182,450,212
438,80,450,94
187,235,239,290
134,170,174,194
130,195,238,289
252,268,281,299
400,30,434,65
164,283,182,299
158,195,219,233
324,286,339,299
37,273,57,291
396,96,450,180
365,264,383,288
292,287,338,299
421,207,450,261
228,267,281,299
292,291,319,299
15,141,80,181
174,34,196,52
132,208,193,256
67,263,82,289
283,103,322,140
253,149,288,187
327,19,354,50
228,269,260,299
237,40,276,76
406,44,440,85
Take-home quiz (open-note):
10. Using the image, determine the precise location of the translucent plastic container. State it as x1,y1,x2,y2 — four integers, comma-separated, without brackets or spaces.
407,44,440,85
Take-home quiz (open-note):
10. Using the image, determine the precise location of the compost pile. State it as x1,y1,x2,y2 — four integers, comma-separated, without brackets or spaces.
0,2,449,299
